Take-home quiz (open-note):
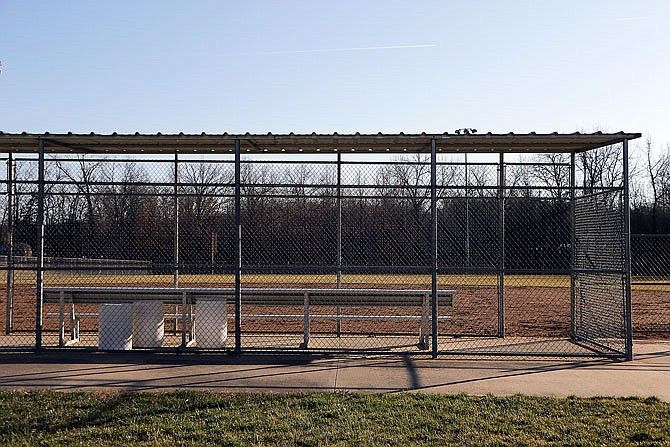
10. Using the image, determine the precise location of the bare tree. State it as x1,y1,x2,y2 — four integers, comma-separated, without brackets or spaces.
468,163,497,198
436,158,461,199
531,153,571,200
505,162,535,199
578,143,623,193
642,139,670,232
54,155,102,226
387,153,430,212
284,163,314,198
644,138,670,232
181,161,231,223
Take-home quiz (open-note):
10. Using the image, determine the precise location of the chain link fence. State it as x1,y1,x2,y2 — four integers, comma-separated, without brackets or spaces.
631,234,670,335
0,143,638,358
573,190,627,355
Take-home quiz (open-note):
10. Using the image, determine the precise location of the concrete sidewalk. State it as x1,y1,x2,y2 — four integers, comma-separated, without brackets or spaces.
0,341,668,400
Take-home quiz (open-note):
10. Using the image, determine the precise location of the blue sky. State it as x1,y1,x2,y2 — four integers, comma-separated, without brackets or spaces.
1,1,668,145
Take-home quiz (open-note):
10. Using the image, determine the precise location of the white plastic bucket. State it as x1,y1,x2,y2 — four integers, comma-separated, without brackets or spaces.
99,303,132,350
132,301,165,348
195,298,227,348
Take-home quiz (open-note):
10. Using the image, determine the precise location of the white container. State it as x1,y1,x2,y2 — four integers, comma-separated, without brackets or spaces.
99,303,132,350
132,301,165,348
195,298,227,348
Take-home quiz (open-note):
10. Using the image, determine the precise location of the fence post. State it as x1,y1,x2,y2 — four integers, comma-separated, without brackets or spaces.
5,152,13,334
464,152,470,267
234,139,242,355
36,138,45,350
173,152,179,287
497,152,505,338
622,139,634,360
173,152,179,337
336,152,342,337
431,138,438,358
570,151,576,339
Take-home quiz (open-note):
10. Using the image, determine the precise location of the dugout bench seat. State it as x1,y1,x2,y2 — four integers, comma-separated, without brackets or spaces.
43,287,455,350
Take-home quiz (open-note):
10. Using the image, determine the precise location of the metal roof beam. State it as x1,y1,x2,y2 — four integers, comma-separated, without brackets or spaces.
43,138,96,154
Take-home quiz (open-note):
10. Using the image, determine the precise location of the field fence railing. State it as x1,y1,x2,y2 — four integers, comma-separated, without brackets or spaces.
0,256,151,275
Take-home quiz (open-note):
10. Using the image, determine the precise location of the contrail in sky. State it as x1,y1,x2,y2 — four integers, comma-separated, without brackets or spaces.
243,44,436,55
614,16,648,21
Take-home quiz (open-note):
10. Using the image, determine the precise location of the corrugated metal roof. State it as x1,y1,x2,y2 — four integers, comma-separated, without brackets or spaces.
0,131,641,154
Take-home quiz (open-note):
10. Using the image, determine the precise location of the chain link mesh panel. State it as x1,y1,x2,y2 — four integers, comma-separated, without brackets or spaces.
435,158,602,357
0,156,39,348
238,157,435,352
631,234,670,335
574,190,627,355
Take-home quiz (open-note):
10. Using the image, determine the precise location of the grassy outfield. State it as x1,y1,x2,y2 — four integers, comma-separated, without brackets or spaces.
4,272,670,291
4,272,532,287
0,392,668,446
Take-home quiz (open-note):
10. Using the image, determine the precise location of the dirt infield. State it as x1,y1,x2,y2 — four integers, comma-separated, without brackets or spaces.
0,274,668,345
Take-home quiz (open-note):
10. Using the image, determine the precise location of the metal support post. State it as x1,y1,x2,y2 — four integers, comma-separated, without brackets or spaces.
5,152,14,334
336,153,342,337
622,139,634,360
464,152,470,267
430,139,439,357
173,152,179,287
36,138,45,349
301,292,310,348
188,301,194,343
181,292,187,348
570,151,577,339
70,298,78,342
234,139,242,355
58,291,65,347
497,152,505,338
420,293,430,349
173,152,179,335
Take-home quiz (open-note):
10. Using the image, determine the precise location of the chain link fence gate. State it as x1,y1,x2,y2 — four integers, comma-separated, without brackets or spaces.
0,132,639,359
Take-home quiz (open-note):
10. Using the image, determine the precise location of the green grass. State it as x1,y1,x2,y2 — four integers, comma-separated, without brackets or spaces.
0,392,669,446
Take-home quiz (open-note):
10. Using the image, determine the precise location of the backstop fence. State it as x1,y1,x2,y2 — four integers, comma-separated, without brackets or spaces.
0,132,645,358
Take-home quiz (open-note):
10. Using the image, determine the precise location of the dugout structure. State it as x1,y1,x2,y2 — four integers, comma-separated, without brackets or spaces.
0,131,641,359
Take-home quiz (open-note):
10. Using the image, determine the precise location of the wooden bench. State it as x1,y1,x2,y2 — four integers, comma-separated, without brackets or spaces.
43,287,455,350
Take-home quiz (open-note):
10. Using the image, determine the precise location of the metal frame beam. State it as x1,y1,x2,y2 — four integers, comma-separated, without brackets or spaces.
234,139,242,354
622,139,634,360
497,152,505,338
35,138,45,349
570,151,577,339
464,152,471,267
336,152,342,337
431,139,438,357
173,152,179,288
5,152,14,334
174,152,180,339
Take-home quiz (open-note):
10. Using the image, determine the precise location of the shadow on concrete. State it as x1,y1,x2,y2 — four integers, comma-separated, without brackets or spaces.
0,346,667,394
387,360,610,394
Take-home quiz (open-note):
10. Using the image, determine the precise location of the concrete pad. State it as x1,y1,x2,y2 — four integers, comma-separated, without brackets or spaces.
0,341,667,400
335,342,670,399
0,354,340,392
